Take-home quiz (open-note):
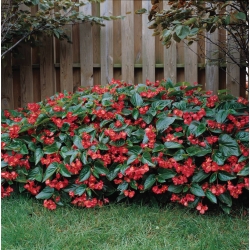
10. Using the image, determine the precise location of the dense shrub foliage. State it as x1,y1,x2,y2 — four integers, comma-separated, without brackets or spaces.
1,79,249,214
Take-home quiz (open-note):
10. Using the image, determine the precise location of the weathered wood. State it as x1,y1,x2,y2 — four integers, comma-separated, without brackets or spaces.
80,2,93,87
20,43,33,107
226,31,240,96
60,25,73,92
142,0,155,83
134,0,142,65
121,1,134,83
40,35,55,100
100,0,113,85
184,42,198,84
163,1,176,83
1,55,14,109
205,3,219,94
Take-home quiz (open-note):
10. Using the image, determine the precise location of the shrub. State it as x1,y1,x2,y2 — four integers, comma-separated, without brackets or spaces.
1,79,249,214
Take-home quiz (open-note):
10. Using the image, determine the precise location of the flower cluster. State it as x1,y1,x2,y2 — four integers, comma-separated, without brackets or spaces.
1,79,248,214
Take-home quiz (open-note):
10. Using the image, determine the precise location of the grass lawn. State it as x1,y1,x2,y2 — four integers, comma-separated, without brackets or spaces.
1,194,249,250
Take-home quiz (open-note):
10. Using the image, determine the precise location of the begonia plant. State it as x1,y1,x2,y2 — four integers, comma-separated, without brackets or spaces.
1,79,249,214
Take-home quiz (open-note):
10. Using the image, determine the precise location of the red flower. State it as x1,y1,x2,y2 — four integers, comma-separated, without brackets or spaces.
43,199,57,210
196,203,208,214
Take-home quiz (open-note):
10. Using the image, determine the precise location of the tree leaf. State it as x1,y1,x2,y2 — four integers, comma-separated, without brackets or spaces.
219,134,241,157
143,174,156,190
35,186,54,199
175,25,190,40
190,183,205,197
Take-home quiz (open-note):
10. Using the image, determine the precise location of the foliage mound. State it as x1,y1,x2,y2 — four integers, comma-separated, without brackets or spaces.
1,79,249,214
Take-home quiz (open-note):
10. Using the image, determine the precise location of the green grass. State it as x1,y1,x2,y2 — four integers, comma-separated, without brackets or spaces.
1,194,249,250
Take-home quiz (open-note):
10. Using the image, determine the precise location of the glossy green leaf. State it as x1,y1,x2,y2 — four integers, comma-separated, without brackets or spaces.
58,163,71,177
157,168,176,179
218,171,236,181
34,148,44,165
28,166,43,182
156,117,175,132
205,190,217,204
79,165,91,182
219,134,241,157
131,93,143,107
42,162,58,182
128,146,142,155
74,185,87,196
237,163,249,176
190,183,205,197
141,152,155,167
73,135,84,150
164,141,183,149
209,172,217,183
168,184,183,193
218,192,232,207
43,142,61,154
192,170,210,183
143,174,156,190
35,186,54,199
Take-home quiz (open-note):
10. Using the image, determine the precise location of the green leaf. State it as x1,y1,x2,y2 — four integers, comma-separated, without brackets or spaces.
186,146,211,157
135,8,147,14
43,142,61,154
28,166,43,182
141,152,155,167
215,110,230,123
42,162,58,182
106,165,120,181
173,149,188,161
34,148,44,165
175,25,190,40
212,149,227,165
35,186,54,199
79,165,91,182
117,182,129,192
236,12,246,21
156,117,175,132
157,168,176,179
141,114,154,124
74,185,87,196
61,123,70,132
81,151,88,165
164,141,183,149
219,134,241,157
219,203,231,214
130,180,138,190
151,100,172,110
58,164,71,177
190,183,205,197
73,135,84,150
143,174,156,190
98,143,109,150
235,131,249,142
152,144,165,153
35,114,49,125
192,170,210,183
237,163,249,176
209,172,217,183
187,121,206,137
127,155,137,165
218,192,232,207
132,109,140,120
205,190,217,204
168,185,183,193
128,146,142,155
20,144,29,155
131,93,143,107
94,161,109,175
1,160,8,168
218,171,236,181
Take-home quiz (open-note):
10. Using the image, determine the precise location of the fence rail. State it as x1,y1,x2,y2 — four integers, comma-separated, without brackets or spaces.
1,0,246,110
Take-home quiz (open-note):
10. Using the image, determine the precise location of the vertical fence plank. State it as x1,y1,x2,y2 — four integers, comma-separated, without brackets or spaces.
163,1,177,83
20,44,33,107
226,6,240,97
121,1,134,83
1,55,14,109
205,30,219,93
100,0,113,85
184,42,198,84
142,0,155,83
60,24,73,92
40,35,55,100
80,2,93,87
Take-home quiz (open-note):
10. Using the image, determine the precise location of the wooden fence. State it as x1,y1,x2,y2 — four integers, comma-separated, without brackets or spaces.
1,0,247,110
